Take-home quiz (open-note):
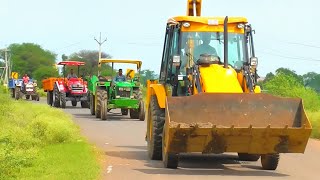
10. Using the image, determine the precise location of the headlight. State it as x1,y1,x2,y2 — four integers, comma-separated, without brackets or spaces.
125,88,131,91
119,88,123,91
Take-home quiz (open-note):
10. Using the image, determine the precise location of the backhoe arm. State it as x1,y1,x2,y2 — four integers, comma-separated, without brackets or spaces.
187,0,202,16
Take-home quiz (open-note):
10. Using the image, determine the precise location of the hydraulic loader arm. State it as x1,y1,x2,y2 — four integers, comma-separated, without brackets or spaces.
187,0,202,16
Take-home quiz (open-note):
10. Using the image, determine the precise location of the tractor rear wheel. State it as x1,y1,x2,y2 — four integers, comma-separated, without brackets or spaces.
121,109,128,115
60,93,66,109
261,154,280,170
11,88,15,98
15,87,20,100
147,95,165,160
47,91,53,105
72,101,77,107
95,90,101,118
100,91,108,120
90,93,95,115
53,84,60,107
238,153,260,161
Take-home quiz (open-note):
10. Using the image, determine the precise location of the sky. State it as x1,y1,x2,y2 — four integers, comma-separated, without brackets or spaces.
0,0,319,76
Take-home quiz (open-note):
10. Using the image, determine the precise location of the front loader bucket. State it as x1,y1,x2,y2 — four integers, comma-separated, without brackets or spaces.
164,93,312,155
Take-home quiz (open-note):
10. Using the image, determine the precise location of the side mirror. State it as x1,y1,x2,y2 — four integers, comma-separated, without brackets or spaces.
172,55,181,67
250,57,258,67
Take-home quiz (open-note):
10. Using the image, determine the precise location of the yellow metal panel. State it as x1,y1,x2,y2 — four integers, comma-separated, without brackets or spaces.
181,23,245,33
199,65,243,93
171,16,248,25
99,59,142,69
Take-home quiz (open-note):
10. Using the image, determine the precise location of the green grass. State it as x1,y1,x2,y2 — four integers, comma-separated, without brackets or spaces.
15,142,100,180
0,86,101,180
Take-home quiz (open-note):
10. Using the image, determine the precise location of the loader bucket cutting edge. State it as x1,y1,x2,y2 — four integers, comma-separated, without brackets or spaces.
164,93,312,155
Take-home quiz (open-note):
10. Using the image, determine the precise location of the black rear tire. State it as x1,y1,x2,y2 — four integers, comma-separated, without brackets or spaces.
95,90,101,118
147,95,165,160
100,90,108,120
53,84,60,107
238,153,260,161
261,154,280,170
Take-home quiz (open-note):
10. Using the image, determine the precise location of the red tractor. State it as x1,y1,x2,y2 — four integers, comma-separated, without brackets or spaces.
42,61,89,108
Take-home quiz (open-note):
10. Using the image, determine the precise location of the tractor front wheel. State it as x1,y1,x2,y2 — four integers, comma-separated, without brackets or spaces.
47,91,53,105
60,93,66,109
90,93,95,115
72,101,77,107
26,95,30,100
121,109,128,116
81,101,89,108
15,87,20,100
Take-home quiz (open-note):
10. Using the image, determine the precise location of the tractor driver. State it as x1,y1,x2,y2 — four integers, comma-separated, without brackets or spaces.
193,33,217,61
114,69,126,82
67,69,78,79
22,74,30,91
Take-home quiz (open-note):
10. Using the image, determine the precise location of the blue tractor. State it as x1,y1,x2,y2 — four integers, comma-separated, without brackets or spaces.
8,77,40,101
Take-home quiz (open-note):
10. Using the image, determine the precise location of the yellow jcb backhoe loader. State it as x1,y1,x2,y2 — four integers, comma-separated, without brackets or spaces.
145,0,312,170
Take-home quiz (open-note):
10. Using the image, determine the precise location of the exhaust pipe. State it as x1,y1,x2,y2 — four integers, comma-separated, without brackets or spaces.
224,16,228,68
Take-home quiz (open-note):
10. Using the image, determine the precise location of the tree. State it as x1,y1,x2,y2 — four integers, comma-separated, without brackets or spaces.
140,69,158,86
275,68,303,85
67,50,112,76
9,43,57,81
264,72,320,111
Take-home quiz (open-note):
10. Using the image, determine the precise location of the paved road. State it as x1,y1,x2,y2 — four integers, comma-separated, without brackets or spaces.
49,101,320,180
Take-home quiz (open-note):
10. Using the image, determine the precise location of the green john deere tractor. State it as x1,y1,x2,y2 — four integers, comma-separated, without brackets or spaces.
87,59,145,121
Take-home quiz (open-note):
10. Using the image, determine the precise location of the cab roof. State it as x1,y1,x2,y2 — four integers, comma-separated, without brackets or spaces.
99,59,142,69
57,61,85,66
168,16,248,24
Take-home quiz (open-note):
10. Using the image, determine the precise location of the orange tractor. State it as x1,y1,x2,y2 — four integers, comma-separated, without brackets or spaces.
42,61,89,108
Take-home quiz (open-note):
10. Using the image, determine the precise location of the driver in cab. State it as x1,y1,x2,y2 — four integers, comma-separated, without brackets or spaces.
114,69,126,82
194,33,217,60
67,69,78,79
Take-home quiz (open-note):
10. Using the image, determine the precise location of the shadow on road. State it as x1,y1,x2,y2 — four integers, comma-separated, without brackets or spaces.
105,146,289,177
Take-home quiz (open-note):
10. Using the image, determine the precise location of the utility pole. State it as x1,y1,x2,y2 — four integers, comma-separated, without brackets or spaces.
0,48,10,86
94,32,107,61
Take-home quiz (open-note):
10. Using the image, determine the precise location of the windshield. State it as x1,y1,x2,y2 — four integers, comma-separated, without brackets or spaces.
180,32,246,70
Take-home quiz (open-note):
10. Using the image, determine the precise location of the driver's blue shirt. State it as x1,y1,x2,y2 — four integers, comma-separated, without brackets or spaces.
114,75,126,82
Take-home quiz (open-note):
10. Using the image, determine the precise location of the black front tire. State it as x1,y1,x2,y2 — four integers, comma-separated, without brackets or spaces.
26,95,30,100
147,95,165,160
72,101,77,107
60,93,66,109
81,101,89,108
121,109,128,115
90,93,95,115
47,91,53,105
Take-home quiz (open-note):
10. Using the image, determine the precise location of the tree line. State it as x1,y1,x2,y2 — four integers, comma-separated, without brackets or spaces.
0,43,158,87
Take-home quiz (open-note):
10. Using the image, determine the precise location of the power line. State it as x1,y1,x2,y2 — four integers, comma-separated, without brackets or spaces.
256,49,320,62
